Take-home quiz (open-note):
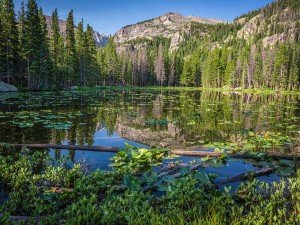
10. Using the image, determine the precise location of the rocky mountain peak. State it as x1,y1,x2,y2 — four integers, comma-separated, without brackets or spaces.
45,16,108,47
114,12,225,51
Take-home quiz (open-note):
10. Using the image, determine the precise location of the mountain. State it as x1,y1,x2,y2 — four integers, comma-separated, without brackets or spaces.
114,0,299,53
45,16,108,47
114,12,225,51
233,3,299,47
96,0,299,91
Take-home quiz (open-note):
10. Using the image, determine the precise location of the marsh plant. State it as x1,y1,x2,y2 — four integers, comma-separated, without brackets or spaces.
0,144,299,225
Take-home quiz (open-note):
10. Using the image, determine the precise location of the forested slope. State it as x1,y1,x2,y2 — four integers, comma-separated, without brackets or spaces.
99,0,300,91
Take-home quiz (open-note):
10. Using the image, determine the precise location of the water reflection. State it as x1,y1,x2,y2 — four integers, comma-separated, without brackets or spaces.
0,90,299,151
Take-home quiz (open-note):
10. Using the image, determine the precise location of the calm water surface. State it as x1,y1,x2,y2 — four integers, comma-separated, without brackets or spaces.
0,89,299,181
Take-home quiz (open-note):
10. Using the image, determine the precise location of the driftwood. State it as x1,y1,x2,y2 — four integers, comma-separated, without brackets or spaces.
6,143,300,160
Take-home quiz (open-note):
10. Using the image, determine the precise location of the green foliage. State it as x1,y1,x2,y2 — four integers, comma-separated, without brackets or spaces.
244,132,292,152
0,144,299,224
110,144,169,173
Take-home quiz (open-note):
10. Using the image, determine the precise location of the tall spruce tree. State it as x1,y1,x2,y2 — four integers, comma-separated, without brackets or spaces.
17,1,27,85
0,1,4,79
65,10,77,87
50,9,60,84
38,8,51,88
1,0,19,84
24,0,43,90
76,20,86,86
289,43,300,90
85,24,97,85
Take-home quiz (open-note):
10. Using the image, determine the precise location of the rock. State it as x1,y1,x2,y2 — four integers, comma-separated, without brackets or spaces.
262,33,289,48
237,14,264,41
0,81,18,92
170,32,184,52
69,86,78,90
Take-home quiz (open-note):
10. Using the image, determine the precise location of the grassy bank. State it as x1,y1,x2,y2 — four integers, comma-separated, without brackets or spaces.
0,144,299,225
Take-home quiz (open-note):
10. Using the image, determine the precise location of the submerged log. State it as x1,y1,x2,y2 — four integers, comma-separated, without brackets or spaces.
143,163,205,192
7,143,300,160
216,167,276,188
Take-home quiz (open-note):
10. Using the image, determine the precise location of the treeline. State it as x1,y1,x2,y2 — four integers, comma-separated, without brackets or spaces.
176,39,300,90
98,37,300,91
0,0,99,90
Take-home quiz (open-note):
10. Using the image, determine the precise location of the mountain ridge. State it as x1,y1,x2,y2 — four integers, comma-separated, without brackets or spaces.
114,12,226,51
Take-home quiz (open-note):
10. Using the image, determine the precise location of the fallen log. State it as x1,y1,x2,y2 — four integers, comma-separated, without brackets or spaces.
171,150,300,161
14,144,119,153
156,163,188,180
216,167,276,188
6,144,300,160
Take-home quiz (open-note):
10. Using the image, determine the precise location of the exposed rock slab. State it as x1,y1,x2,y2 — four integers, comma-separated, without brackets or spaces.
0,82,18,92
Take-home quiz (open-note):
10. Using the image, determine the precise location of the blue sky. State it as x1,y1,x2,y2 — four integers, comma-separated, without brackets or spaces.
14,0,275,35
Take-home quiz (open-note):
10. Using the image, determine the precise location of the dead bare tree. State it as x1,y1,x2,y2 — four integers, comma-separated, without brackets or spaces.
154,43,165,86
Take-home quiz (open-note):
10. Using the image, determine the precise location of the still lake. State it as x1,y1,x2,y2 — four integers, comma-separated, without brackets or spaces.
0,89,299,182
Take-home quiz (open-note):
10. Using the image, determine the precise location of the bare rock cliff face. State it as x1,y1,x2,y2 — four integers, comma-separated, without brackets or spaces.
114,12,224,52
236,7,298,47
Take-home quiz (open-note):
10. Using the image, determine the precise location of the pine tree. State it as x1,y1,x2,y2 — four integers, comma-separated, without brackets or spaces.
76,20,86,86
17,1,27,85
85,24,97,85
253,44,263,89
65,10,77,86
273,44,289,90
25,0,43,90
289,43,300,90
38,8,51,88
1,0,19,84
180,57,192,87
50,9,60,84
104,37,119,85
224,50,235,87
0,2,4,79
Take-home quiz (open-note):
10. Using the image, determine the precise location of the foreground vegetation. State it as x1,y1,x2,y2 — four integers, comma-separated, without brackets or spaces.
0,143,299,225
